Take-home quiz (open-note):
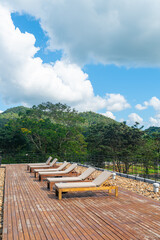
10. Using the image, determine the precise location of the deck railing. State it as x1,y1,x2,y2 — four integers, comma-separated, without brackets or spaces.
1,152,160,181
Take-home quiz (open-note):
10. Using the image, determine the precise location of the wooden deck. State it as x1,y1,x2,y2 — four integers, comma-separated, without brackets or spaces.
2,164,160,240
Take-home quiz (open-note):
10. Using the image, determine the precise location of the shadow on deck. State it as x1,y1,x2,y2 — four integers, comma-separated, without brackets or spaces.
2,164,160,240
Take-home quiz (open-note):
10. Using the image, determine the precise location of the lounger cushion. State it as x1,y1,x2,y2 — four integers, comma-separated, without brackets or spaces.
31,158,57,169
55,182,96,189
39,170,66,175
55,161,68,171
34,168,59,173
34,161,69,172
27,156,52,167
79,167,95,180
47,176,81,182
30,164,50,168
93,171,112,186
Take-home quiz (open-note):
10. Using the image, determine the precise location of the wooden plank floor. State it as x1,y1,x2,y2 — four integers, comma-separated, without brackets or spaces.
2,164,160,240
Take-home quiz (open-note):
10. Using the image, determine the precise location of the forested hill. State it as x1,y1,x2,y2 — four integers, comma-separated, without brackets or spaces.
0,106,117,127
79,111,116,126
145,126,160,135
0,106,29,127
1,103,160,165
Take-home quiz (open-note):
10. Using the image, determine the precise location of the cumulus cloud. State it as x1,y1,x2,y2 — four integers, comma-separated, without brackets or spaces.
105,93,130,112
136,97,160,112
149,114,160,127
0,4,131,113
3,0,160,67
148,97,160,111
101,111,116,120
0,4,101,110
0,110,3,114
127,113,143,125
135,103,148,110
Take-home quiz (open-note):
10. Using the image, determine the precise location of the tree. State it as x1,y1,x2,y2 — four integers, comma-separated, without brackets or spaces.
0,102,87,157
86,122,144,173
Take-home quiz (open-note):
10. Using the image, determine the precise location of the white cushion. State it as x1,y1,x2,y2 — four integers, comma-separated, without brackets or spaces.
79,167,95,180
56,161,68,171
47,176,81,182
34,168,59,173
93,171,112,186
55,182,96,189
39,171,66,175
30,164,49,168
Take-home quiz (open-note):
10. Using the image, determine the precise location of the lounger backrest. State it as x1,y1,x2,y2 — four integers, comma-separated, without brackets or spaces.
50,158,58,167
79,167,95,180
56,161,69,171
93,171,112,187
46,156,52,165
64,163,77,173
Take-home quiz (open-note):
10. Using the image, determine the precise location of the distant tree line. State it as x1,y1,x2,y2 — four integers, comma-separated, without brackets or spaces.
0,102,160,173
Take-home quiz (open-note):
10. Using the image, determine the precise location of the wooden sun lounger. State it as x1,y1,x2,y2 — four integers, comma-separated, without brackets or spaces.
34,161,69,178
38,163,78,182
47,167,95,191
27,156,52,170
55,171,118,200
29,158,58,173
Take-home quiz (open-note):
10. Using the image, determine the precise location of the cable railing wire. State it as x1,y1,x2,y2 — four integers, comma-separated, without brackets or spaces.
1,152,160,181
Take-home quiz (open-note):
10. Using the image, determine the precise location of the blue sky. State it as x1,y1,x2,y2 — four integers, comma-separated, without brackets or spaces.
0,1,160,128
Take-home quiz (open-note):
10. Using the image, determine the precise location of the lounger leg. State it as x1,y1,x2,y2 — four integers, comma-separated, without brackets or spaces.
58,190,62,200
55,189,58,196
115,187,118,197
108,189,112,194
40,176,43,182
50,183,53,191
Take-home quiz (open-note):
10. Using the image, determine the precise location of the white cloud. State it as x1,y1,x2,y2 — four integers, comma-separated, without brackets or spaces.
105,93,130,112
101,111,116,120
127,113,143,125
135,103,148,110
0,4,131,113
148,97,160,111
136,97,160,112
3,0,160,67
149,115,160,127
0,110,3,114
0,4,107,111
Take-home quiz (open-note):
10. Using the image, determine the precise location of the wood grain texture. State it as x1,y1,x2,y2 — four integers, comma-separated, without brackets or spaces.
2,164,160,240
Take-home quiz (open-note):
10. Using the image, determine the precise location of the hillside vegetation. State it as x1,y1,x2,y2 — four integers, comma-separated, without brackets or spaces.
0,102,160,172
0,105,117,127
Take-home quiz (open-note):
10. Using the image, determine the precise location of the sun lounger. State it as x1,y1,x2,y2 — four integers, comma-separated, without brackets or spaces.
34,161,69,178
30,158,58,173
27,156,52,170
55,171,118,200
38,163,78,181
47,167,95,191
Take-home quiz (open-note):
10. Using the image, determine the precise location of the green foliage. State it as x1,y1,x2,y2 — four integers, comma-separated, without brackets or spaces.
0,102,87,157
86,122,144,173
145,126,160,135
0,106,29,127
79,111,116,127
2,106,28,114
0,102,160,174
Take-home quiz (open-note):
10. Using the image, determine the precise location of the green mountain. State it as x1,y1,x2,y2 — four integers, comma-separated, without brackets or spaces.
2,106,28,115
79,111,117,126
0,106,29,127
0,106,118,128
145,126,160,135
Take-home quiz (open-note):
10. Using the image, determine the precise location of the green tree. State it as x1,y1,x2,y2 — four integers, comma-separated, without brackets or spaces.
86,122,144,173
